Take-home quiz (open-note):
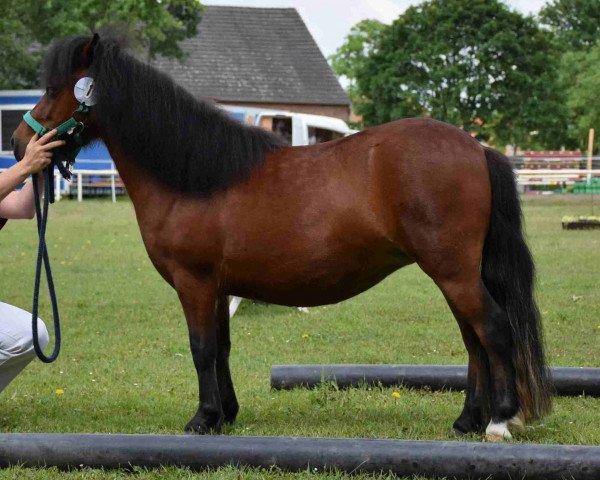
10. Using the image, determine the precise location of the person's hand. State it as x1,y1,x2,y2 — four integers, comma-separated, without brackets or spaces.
20,130,65,175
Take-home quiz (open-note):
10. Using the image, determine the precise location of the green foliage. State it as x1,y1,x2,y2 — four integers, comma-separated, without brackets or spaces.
333,0,569,149
560,44,600,152
0,1,40,89
540,0,600,153
539,0,600,50
486,27,572,150
0,0,203,89
329,19,386,122
329,20,385,82
331,0,600,149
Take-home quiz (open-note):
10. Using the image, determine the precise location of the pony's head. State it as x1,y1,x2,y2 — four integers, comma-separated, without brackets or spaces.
12,34,102,162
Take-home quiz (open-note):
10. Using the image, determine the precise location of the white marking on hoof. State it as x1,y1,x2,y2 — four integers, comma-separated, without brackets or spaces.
507,409,526,433
485,420,512,441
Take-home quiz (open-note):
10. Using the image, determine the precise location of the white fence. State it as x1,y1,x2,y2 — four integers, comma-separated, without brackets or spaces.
515,168,600,186
0,159,121,203
511,156,600,186
53,169,121,203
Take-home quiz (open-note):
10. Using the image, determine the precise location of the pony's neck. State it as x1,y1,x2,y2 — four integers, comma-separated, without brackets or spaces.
103,138,168,208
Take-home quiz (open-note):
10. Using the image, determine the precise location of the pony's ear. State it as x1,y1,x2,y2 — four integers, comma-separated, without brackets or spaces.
81,33,100,67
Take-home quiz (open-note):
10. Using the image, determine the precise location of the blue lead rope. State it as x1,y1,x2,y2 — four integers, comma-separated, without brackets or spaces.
31,165,61,363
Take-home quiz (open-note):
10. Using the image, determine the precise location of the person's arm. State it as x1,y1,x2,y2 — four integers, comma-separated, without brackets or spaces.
0,130,64,219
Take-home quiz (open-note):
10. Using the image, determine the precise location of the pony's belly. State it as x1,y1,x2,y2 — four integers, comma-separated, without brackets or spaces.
224,254,412,307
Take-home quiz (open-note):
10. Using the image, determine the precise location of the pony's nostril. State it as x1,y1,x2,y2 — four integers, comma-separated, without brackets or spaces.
10,135,15,149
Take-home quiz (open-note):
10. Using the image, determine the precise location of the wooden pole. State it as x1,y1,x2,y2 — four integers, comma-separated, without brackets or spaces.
588,128,595,183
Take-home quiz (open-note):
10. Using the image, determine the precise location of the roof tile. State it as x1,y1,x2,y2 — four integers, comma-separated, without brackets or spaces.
151,6,350,106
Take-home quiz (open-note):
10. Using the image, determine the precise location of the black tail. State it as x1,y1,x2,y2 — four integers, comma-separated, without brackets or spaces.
482,148,553,420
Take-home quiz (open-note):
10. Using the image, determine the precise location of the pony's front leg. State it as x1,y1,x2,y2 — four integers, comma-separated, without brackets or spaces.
216,295,239,424
175,273,224,434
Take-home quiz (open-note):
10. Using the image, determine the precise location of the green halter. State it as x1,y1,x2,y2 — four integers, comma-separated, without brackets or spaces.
22,103,91,163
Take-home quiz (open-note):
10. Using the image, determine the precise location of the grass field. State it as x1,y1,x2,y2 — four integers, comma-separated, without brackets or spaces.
0,195,598,479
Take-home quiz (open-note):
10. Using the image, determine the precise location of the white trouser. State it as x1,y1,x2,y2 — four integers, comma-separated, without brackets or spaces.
0,302,49,394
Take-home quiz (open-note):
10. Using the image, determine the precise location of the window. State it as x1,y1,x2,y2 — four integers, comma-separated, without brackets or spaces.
308,127,344,145
259,115,292,145
1,109,28,153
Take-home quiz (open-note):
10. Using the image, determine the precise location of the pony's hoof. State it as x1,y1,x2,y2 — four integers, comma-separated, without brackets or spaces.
184,415,224,435
451,416,482,437
485,421,513,441
222,400,240,424
184,423,208,435
485,409,526,441
184,421,221,435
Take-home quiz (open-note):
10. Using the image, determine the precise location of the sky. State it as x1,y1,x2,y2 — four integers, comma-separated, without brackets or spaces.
202,0,548,58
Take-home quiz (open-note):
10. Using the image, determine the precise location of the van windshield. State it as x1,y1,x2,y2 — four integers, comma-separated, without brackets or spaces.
308,127,344,145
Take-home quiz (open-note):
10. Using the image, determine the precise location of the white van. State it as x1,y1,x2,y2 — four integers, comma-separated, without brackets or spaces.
221,105,355,146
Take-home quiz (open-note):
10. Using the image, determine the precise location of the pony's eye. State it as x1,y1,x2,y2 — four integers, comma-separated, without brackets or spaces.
46,86,58,97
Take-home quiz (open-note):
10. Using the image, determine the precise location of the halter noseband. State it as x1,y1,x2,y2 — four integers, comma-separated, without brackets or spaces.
23,104,89,137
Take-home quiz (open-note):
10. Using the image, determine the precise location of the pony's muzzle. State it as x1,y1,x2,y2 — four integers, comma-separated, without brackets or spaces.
11,134,24,162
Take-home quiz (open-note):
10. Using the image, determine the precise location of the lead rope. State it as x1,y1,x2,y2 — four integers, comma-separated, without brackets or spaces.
31,165,61,363
23,86,92,363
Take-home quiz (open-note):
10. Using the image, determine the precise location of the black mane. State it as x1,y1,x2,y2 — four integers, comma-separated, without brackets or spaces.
42,34,285,196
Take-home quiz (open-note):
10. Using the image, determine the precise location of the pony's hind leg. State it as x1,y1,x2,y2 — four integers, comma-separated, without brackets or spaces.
477,286,525,440
216,295,239,424
451,321,487,435
436,273,522,440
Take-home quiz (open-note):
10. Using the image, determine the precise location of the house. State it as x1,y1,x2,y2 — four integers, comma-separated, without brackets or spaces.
151,6,351,121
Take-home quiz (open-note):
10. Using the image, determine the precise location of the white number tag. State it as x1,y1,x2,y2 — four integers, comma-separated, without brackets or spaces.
74,77,97,106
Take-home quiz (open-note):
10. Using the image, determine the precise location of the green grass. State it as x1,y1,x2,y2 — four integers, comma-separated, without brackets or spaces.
0,195,598,479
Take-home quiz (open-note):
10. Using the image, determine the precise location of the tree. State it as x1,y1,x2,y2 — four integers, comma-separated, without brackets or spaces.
0,0,203,89
0,2,38,89
560,44,600,152
332,0,570,149
538,0,600,151
329,19,386,122
329,19,385,83
539,0,600,50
